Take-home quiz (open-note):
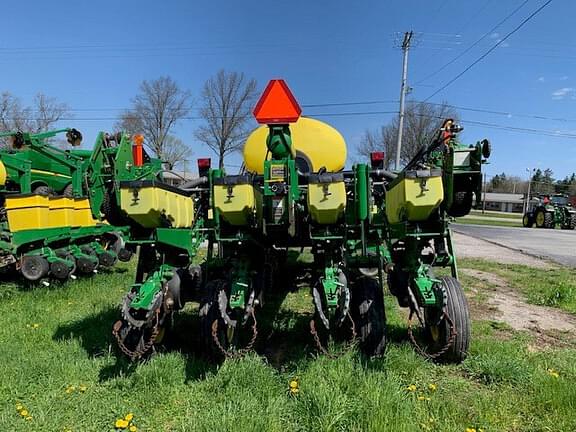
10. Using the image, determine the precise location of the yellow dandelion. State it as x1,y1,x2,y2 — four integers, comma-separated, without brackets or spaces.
115,418,129,429
125,413,134,422
16,403,23,411
547,368,560,379
417,395,426,401
466,428,477,432
289,377,300,395
32,323,40,329
129,426,138,432
20,409,29,417
428,383,437,392
25,416,32,421
406,384,417,392
79,385,88,393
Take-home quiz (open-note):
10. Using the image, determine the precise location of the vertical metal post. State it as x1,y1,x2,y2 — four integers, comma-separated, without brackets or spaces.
482,173,487,214
395,31,413,171
525,169,533,215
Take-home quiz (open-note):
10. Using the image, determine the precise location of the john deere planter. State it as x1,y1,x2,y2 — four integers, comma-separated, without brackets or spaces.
111,79,490,363
0,129,132,282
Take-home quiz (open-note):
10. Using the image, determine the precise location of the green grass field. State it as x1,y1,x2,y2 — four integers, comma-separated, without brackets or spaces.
455,218,522,228
1,259,575,431
468,211,522,220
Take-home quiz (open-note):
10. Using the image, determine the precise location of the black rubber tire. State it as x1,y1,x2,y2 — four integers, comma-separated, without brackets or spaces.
535,209,547,228
424,276,470,363
570,214,576,230
543,211,554,229
98,251,117,268
101,191,126,226
32,185,54,197
522,214,533,228
351,277,386,357
448,191,473,218
20,255,50,281
62,184,74,198
50,260,71,280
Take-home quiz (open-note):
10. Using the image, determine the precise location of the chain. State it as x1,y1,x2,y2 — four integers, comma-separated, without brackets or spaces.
309,312,357,358
112,309,161,361
407,309,457,360
211,308,258,359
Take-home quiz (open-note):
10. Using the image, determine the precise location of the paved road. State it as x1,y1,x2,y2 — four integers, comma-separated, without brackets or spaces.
452,223,576,267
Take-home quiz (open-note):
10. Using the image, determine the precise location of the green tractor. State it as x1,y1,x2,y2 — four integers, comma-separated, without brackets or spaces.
522,194,576,229
109,80,490,363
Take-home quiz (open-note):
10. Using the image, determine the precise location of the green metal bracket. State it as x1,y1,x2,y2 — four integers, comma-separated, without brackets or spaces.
130,264,174,310
413,264,439,306
229,259,250,309
321,266,340,309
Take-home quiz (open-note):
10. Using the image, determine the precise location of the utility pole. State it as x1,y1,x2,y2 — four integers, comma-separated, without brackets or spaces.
524,168,534,214
395,31,413,171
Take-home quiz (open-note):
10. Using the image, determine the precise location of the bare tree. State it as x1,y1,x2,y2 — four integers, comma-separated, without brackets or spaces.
0,92,70,133
162,135,191,170
358,101,458,167
195,70,257,170
117,76,192,166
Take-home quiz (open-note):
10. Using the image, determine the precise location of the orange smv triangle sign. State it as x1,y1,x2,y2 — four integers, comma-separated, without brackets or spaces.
253,79,302,124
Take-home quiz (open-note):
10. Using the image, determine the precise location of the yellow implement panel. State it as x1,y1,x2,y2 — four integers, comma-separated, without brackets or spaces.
47,197,74,228
0,160,6,186
243,117,347,174
214,183,261,226
120,182,194,228
5,194,50,232
386,171,444,224
307,176,347,225
73,198,97,227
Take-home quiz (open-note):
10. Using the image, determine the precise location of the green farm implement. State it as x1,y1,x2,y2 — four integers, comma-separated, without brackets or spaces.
0,129,132,282
110,80,491,363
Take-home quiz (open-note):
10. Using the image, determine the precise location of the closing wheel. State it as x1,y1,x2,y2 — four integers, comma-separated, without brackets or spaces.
20,255,49,281
98,251,117,268
351,277,386,357
199,279,238,359
50,260,71,280
570,214,576,230
522,214,533,228
424,276,470,363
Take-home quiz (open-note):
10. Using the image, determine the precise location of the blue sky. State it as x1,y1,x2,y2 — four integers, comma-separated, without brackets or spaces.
1,0,573,180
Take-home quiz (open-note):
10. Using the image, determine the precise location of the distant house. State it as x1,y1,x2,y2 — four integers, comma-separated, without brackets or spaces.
162,170,197,187
480,192,526,213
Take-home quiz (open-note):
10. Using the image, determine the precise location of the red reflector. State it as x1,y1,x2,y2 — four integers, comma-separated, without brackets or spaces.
133,134,144,167
253,79,302,124
370,152,385,162
197,158,211,170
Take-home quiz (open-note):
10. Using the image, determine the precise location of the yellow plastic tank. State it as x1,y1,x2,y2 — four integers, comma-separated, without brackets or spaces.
307,173,347,224
243,117,347,174
5,194,50,232
47,197,74,228
0,160,7,186
214,176,261,226
386,169,444,224
73,198,97,227
119,180,194,228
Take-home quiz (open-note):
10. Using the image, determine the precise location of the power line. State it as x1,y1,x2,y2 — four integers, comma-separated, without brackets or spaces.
423,0,554,102
414,0,530,86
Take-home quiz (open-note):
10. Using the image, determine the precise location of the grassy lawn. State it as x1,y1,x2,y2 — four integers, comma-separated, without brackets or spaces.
469,210,522,220
455,217,522,228
1,259,575,431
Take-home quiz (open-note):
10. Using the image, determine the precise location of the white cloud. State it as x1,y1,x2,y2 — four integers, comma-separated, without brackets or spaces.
490,32,500,39
560,75,569,81
500,41,510,48
538,76,545,82
551,87,575,100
